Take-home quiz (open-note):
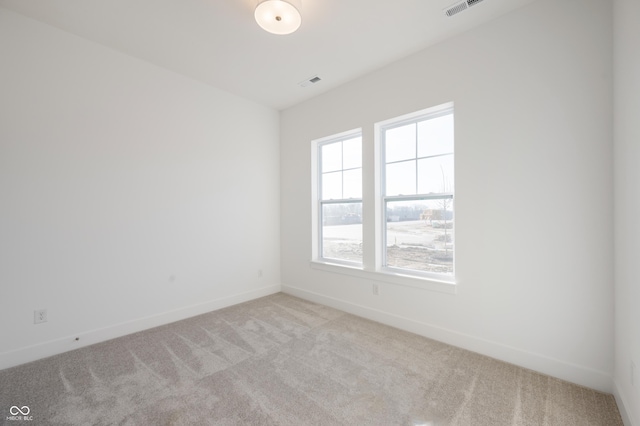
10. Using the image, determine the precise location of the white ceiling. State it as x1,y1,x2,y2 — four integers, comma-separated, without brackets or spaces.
0,0,537,110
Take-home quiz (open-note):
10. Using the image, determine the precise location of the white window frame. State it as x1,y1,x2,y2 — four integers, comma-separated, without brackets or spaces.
376,103,455,282
309,103,456,294
311,129,363,267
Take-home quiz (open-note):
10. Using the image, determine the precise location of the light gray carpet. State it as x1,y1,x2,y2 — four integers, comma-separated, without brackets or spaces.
0,293,623,425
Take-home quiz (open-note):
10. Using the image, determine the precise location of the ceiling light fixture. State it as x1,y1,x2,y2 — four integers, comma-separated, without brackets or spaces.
254,0,301,35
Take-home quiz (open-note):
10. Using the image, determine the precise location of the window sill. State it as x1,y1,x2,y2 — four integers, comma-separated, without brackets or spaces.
309,260,457,295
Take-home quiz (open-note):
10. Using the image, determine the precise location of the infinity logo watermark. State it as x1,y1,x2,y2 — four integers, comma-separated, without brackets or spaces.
10,407,30,416
6,405,33,421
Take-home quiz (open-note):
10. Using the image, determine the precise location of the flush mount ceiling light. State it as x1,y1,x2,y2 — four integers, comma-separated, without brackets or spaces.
255,0,302,35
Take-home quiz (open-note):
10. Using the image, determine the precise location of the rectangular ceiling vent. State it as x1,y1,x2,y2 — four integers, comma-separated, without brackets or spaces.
444,0,485,17
298,75,322,88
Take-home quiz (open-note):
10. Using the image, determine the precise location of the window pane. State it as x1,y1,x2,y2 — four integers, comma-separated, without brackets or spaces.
342,137,362,169
417,154,454,194
417,114,454,158
321,142,342,173
322,171,342,200
322,202,362,263
385,123,416,163
386,160,416,196
385,199,453,275
343,168,362,199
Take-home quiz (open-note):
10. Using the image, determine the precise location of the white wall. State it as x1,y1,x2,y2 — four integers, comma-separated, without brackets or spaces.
0,8,280,368
281,0,614,392
614,0,640,423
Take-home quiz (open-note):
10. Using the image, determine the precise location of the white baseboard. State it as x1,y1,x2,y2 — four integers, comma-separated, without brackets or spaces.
613,380,638,426
283,284,613,393
0,284,281,371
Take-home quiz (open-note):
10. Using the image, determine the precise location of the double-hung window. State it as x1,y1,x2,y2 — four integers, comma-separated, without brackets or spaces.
379,105,454,278
315,132,363,264
311,103,454,285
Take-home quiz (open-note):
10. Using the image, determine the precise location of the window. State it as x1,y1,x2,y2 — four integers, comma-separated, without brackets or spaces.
314,131,362,264
379,106,454,278
311,103,454,287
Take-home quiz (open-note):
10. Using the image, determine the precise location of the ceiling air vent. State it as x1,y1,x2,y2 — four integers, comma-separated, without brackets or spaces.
444,0,485,17
298,75,322,88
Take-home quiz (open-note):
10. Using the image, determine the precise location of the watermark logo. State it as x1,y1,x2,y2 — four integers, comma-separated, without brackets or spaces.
6,405,33,421
10,407,30,416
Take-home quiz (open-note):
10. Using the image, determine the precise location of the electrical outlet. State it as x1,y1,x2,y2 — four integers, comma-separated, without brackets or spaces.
34,309,47,324
632,361,636,387
373,283,379,296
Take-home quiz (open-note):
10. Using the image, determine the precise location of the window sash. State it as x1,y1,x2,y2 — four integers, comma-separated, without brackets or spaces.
316,132,363,265
379,108,454,278
318,138,362,201
382,195,454,276
318,199,363,264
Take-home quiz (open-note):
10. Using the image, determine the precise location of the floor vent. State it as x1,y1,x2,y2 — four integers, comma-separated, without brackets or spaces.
444,0,485,17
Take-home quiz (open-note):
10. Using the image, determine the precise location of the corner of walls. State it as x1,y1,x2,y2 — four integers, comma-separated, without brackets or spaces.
613,0,640,423
613,379,638,426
